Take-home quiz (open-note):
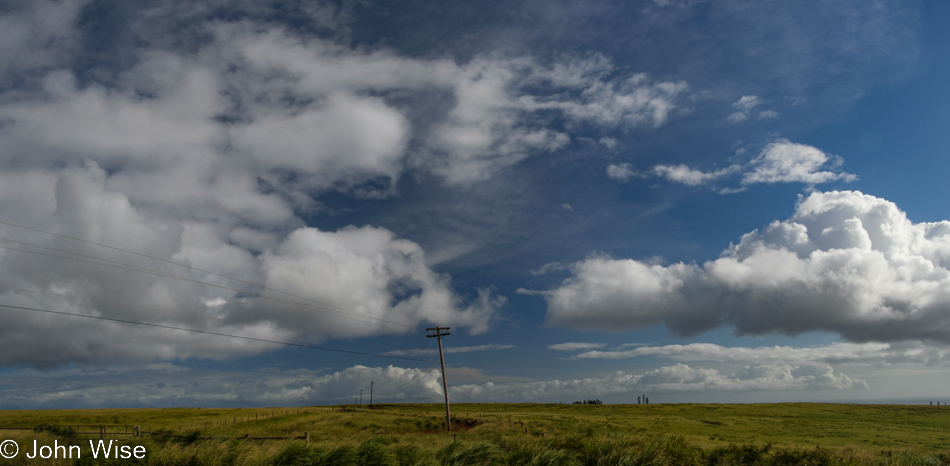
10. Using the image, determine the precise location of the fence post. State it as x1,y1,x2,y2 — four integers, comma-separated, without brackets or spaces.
305,432,310,444
135,426,141,438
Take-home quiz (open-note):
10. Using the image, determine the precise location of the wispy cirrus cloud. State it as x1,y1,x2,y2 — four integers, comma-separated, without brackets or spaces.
450,363,865,402
652,164,740,186
727,95,778,122
571,341,950,367
548,342,606,351
383,344,514,357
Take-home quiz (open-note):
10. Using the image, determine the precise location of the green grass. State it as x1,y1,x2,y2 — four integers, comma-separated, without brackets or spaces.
1,403,949,465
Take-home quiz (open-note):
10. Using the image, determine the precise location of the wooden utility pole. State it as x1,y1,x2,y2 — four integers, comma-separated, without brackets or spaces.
427,326,452,431
370,381,374,407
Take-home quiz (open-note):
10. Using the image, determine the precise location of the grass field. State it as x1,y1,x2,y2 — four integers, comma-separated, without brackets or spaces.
1,403,948,465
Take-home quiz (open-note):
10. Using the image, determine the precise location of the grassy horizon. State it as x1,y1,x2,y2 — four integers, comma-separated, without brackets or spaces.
2,403,949,464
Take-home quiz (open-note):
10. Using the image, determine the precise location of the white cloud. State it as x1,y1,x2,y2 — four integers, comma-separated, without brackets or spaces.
549,342,607,351
606,163,637,181
450,363,864,402
427,57,687,184
0,5,691,368
599,137,619,149
0,162,502,368
0,361,863,408
726,112,749,123
529,262,568,276
629,140,854,189
0,364,445,409
0,0,86,81
570,341,950,366
384,344,514,357
652,0,707,7
541,190,950,343
733,95,763,111
726,95,778,123
743,140,857,185
727,95,761,122
652,164,739,186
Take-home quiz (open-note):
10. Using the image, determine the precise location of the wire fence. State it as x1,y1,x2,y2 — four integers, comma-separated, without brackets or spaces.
0,424,312,443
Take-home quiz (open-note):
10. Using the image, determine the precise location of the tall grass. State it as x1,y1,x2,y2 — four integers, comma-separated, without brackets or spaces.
4,404,950,465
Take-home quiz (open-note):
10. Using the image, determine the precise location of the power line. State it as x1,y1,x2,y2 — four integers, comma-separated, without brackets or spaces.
0,303,436,363
0,221,415,329
5,286,403,352
0,221,454,364
0,221,352,311
0,241,412,330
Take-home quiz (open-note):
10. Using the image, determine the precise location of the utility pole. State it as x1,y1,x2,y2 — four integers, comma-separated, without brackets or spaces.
427,326,452,431
370,381,374,408
360,389,363,406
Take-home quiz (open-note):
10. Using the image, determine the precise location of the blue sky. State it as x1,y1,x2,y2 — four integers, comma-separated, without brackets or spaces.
1,0,949,408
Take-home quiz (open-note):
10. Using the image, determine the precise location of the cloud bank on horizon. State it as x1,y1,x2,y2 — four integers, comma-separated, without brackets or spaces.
0,360,864,409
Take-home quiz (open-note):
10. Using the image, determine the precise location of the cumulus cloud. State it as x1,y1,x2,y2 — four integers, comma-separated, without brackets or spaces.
742,140,857,185
540,190,950,344
0,162,501,368
624,140,855,190
0,0,86,81
0,2,689,368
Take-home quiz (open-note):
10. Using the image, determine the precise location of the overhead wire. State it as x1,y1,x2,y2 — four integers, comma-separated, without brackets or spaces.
0,220,365,316
0,221,453,367
0,240,412,330
4,286,404,352
0,303,436,363
0,221,415,329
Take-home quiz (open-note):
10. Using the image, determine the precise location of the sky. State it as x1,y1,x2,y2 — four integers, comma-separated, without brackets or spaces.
0,0,949,408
